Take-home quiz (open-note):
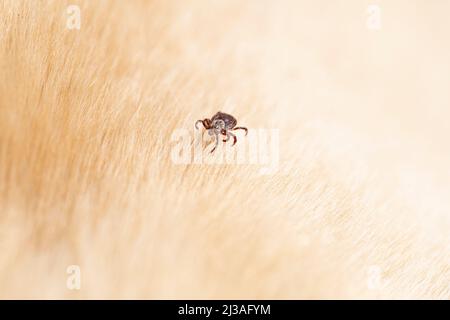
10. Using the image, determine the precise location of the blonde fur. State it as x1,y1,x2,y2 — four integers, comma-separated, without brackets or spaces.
0,0,449,299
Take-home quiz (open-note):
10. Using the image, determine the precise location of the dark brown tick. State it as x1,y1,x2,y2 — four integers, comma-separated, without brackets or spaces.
195,111,248,153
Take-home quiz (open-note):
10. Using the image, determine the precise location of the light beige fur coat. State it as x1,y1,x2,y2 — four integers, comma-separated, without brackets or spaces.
0,0,449,299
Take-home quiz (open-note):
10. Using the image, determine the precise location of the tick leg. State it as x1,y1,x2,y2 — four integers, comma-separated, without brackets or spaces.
210,134,219,153
222,132,230,142
228,132,237,146
233,126,248,136
195,120,203,129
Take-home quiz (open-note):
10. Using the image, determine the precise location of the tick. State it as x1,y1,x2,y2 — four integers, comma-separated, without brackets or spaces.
195,111,248,153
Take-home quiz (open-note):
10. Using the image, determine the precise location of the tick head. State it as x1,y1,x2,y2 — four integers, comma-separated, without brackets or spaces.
213,119,225,130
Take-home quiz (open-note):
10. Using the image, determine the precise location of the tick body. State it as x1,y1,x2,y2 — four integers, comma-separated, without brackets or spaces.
195,111,248,153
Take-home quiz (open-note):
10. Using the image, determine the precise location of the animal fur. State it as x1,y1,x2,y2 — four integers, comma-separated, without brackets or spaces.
0,0,449,299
